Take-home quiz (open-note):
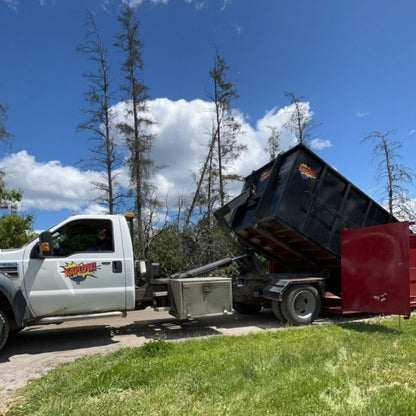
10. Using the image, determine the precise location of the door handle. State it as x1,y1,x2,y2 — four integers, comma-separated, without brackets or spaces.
112,261,123,273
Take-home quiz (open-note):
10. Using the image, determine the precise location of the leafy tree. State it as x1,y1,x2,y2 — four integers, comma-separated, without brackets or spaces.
115,6,156,254
0,104,35,248
362,130,414,217
77,10,123,214
0,212,35,248
147,219,240,277
0,175,22,210
147,223,196,276
0,173,37,248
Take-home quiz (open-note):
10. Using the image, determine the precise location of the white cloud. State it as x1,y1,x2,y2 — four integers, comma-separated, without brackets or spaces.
409,129,416,136
80,204,109,216
2,0,18,10
354,112,369,118
195,1,204,11
2,0,47,8
122,0,169,7
1,98,327,216
235,24,243,36
184,0,205,11
310,138,332,150
112,98,314,202
221,0,231,11
109,98,323,205
4,0,170,11
0,151,103,211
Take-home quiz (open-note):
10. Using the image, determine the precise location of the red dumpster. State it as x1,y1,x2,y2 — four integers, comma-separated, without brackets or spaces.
341,222,415,318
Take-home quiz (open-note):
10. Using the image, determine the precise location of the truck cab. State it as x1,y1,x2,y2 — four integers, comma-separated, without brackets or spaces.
0,214,136,347
0,212,234,351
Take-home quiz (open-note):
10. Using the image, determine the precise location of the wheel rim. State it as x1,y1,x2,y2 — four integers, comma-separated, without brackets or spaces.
293,290,316,318
0,310,10,351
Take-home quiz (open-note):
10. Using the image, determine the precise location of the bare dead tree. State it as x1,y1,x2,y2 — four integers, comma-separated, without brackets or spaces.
185,53,245,228
266,125,281,160
77,10,123,214
185,127,217,229
115,5,156,252
362,130,413,216
142,189,169,258
209,53,245,206
284,92,317,146
0,104,12,147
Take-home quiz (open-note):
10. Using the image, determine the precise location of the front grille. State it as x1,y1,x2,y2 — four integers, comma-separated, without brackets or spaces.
0,263,19,278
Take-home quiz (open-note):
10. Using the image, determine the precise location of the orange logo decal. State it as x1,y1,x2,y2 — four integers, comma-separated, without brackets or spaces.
260,169,272,181
299,163,317,180
61,262,100,284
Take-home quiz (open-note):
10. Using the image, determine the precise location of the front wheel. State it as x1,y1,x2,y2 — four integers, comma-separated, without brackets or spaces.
0,310,10,351
281,285,321,325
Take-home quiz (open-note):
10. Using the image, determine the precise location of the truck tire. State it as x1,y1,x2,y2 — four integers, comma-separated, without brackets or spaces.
9,327,23,337
281,285,321,325
271,300,287,323
0,310,9,351
233,302,262,314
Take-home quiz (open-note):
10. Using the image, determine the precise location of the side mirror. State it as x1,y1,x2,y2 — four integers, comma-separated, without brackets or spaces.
39,231,54,257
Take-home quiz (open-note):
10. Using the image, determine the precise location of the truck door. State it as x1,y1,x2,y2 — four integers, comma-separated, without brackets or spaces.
23,217,127,317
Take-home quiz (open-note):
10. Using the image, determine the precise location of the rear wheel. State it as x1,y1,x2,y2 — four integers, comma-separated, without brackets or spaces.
233,302,262,314
0,310,10,351
271,300,287,323
281,285,321,325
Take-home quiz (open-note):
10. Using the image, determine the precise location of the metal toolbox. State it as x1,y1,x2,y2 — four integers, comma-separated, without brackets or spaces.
169,277,232,319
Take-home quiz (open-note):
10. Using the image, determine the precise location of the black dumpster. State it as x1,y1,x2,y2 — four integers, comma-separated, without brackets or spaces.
230,144,396,278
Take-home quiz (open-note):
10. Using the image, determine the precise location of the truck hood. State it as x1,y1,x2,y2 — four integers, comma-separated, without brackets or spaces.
0,246,27,262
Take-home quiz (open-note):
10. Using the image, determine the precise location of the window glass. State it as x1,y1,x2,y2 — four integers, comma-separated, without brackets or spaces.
50,219,114,256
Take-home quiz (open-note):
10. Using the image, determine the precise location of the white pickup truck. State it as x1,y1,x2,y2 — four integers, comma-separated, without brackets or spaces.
0,214,233,351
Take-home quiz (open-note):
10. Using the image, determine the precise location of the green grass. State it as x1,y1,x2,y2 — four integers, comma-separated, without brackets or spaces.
7,317,416,416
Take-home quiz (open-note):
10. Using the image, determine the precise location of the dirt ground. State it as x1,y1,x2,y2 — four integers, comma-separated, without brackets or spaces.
0,308,366,414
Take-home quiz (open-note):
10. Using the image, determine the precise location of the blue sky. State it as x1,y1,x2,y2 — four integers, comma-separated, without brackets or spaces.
0,0,415,231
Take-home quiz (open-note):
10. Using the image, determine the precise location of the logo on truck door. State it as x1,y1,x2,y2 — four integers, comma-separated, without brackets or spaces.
60,262,100,284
